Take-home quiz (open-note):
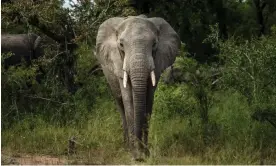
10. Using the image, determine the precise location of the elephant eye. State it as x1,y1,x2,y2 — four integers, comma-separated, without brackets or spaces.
118,40,124,56
120,43,124,48
118,40,124,50
118,38,124,49
153,41,158,50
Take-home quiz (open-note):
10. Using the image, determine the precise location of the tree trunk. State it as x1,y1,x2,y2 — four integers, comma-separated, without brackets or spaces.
253,0,267,37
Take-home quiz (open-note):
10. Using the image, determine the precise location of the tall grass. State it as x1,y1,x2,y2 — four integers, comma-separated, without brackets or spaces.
2,84,276,164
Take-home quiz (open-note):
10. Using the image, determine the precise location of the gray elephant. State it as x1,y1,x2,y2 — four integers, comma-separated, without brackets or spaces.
96,15,180,160
1,33,43,68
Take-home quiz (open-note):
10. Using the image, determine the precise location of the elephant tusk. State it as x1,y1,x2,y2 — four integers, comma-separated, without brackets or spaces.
151,70,156,87
123,71,128,88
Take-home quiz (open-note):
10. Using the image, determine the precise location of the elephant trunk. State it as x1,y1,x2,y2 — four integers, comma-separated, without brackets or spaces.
130,57,149,149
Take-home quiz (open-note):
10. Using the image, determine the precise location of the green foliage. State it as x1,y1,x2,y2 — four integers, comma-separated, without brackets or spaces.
154,83,197,120
1,60,38,128
1,42,111,129
218,34,276,104
70,0,136,45
148,88,276,164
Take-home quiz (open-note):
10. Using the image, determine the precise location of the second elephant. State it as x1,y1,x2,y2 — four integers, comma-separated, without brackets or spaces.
1,33,44,67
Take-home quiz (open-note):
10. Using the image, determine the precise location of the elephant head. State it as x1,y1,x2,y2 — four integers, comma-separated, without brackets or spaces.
96,15,180,159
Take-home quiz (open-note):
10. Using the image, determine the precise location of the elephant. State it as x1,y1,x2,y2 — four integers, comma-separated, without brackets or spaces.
96,15,181,160
1,33,44,68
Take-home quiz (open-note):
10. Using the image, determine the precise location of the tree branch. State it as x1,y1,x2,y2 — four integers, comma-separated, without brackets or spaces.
24,95,74,105
267,118,276,129
27,15,64,43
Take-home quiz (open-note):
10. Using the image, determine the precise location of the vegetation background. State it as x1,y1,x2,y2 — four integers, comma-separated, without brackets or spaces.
1,0,276,164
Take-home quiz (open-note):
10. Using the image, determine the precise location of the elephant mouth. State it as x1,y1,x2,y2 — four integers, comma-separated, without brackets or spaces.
123,70,155,88
122,55,156,88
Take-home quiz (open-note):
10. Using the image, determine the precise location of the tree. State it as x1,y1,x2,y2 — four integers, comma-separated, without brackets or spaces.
253,0,268,36
2,0,78,93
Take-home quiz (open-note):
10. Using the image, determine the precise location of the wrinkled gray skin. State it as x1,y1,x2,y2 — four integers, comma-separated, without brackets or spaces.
1,33,43,67
96,15,180,160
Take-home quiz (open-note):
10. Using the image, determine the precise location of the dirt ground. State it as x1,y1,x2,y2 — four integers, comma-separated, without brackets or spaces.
2,153,68,165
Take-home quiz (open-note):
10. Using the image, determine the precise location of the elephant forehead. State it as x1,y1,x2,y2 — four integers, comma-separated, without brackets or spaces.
121,25,156,43
118,17,158,34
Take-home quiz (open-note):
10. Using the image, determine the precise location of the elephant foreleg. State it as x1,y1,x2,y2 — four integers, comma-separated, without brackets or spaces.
101,67,129,147
118,79,135,151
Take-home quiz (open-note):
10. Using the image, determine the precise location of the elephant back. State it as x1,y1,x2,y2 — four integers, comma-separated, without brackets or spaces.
2,34,33,56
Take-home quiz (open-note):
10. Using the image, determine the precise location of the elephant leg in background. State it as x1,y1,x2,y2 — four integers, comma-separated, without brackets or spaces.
101,67,129,146
143,82,156,157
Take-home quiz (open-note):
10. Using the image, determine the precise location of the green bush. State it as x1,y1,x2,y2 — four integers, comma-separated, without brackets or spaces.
218,35,276,104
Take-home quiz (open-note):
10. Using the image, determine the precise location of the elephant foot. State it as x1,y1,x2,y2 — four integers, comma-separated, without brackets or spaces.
144,148,150,157
132,156,145,162
131,149,149,162
131,153,145,162
123,143,130,151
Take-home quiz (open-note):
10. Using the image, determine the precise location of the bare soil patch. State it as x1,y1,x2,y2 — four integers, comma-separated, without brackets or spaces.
2,153,68,165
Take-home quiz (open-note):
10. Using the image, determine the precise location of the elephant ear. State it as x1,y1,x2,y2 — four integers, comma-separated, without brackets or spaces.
148,17,181,76
32,34,43,58
32,34,42,50
96,17,125,78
